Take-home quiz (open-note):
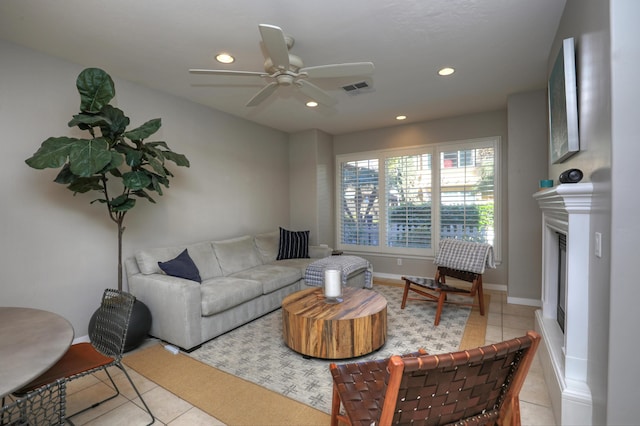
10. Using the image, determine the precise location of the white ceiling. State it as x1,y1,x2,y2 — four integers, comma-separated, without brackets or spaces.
0,0,566,135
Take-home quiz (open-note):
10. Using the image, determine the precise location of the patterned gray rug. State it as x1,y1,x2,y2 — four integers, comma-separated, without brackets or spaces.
189,283,471,414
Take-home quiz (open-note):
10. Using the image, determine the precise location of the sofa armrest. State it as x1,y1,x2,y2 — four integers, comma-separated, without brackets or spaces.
128,273,202,350
309,245,333,259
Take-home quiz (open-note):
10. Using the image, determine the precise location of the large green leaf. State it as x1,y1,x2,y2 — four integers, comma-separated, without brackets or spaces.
110,195,136,212
98,105,130,141
107,151,124,170
123,170,152,191
146,156,167,177
25,137,79,169
124,118,161,141
68,138,112,176
162,150,190,167
67,176,104,193
77,68,115,113
132,189,156,203
53,164,75,184
142,144,165,162
120,147,143,167
68,113,110,130
146,141,169,149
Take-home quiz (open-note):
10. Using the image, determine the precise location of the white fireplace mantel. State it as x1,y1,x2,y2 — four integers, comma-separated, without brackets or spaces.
533,183,594,425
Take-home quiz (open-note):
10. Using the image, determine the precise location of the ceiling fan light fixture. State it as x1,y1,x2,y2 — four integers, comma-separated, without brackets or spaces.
438,67,455,76
306,101,318,108
215,53,235,64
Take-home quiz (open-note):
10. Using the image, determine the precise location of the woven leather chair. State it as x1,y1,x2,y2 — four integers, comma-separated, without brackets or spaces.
1,379,66,425
14,289,155,425
329,331,540,426
401,239,495,325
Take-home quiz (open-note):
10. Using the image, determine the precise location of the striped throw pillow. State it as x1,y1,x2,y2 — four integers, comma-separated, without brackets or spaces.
276,227,310,260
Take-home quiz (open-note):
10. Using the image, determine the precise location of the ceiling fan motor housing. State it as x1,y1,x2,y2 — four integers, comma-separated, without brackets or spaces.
264,53,303,74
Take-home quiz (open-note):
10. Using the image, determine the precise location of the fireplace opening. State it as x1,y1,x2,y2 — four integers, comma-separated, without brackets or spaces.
557,232,567,333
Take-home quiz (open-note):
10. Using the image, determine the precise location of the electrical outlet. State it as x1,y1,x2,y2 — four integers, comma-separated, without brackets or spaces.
397,258,402,266
595,232,602,258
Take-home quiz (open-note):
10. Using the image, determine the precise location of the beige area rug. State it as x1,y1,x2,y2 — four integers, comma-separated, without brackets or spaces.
124,282,488,425
124,344,329,425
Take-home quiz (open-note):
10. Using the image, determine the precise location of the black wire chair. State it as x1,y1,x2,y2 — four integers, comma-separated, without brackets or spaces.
14,289,154,425
1,379,66,425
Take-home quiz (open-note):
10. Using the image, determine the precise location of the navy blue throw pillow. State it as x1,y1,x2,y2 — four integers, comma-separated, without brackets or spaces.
158,249,202,283
277,227,310,260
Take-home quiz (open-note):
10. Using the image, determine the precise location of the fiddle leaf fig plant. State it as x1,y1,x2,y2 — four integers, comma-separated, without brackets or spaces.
26,67,190,290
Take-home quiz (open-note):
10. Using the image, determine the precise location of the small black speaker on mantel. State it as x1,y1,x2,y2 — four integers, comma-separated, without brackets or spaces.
559,168,583,183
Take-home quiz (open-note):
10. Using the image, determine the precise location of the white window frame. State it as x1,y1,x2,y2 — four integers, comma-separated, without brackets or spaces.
335,137,501,261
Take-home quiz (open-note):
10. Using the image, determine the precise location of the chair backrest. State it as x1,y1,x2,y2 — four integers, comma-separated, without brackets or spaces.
434,238,495,274
1,379,66,425
89,289,135,359
379,331,540,426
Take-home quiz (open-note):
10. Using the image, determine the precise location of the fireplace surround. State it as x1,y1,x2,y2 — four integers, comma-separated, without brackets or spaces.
533,183,594,425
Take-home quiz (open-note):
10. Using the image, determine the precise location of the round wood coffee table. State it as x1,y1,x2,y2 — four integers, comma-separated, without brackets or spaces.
281,287,387,359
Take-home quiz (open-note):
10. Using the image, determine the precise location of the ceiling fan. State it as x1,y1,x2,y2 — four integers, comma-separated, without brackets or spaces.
189,24,374,107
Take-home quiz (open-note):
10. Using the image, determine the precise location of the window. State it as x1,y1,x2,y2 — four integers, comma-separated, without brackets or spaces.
340,159,379,246
337,137,500,258
385,153,432,249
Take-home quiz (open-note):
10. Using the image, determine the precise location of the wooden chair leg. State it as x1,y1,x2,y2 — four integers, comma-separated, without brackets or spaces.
401,280,410,309
330,381,342,426
434,292,446,326
477,279,485,316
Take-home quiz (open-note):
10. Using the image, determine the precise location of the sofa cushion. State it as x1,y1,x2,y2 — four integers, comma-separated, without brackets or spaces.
212,235,262,276
254,231,279,264
277,227,310,260
272,258,317,275
135,241,222,280
158,249,202,283
231,264,302,294
200,277,263,316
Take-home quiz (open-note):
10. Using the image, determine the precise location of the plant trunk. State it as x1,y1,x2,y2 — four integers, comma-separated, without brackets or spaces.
117,219,124,291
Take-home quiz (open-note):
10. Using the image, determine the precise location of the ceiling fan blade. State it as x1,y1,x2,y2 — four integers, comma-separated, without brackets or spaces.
246,82,279,107
258,24,290,70
189,69,266,77
300,62,375,79
296,80,337,107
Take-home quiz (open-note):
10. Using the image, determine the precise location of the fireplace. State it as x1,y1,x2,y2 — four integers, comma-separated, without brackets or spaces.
534,183,594,425
557,232,566,333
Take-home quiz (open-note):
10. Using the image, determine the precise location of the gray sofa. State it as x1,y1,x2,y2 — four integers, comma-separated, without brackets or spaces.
125,231,346,351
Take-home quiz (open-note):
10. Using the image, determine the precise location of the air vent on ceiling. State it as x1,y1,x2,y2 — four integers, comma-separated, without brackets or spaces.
342,81,373,95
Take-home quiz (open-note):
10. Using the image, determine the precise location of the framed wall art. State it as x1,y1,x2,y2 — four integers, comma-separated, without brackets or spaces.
548,37,579,164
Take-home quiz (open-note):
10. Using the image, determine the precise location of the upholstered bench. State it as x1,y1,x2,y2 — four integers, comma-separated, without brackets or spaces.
303,255,372,289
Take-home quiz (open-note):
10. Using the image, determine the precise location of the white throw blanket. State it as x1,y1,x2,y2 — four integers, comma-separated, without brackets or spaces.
304,255,373,289
434,239,496,274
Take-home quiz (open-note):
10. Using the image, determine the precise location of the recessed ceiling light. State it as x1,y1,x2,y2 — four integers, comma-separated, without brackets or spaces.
306,101,318,108
438,67,455,76
215,53,235,64
396,115,407,120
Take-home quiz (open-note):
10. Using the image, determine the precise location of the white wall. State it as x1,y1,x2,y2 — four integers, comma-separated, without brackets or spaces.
0,40,290,335
289,129,335,247
507,90,548,302
608,0,640,423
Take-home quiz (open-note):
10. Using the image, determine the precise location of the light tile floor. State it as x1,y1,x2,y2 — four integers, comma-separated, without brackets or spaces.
56,289,556,425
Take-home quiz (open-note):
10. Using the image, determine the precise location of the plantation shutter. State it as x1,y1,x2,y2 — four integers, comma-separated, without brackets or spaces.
439,146,495,245
385,153,432,248
339,159,380,246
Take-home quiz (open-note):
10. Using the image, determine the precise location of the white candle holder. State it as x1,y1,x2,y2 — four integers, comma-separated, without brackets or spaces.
324,268,343,304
